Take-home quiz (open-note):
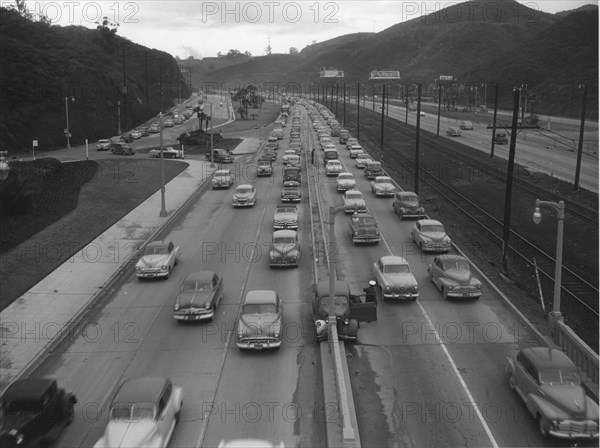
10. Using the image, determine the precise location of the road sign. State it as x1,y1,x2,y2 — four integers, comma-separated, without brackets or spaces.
319,68,344,78
32,140,38,146
369,70,401,80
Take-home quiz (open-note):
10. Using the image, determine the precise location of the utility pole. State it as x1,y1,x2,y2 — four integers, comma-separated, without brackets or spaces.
414,83,422,194
490,82,499,158
343,82,346,127
356,82,360,140
574,83,588,190
436,83,442,137
380,84,386,161
122,43,127,132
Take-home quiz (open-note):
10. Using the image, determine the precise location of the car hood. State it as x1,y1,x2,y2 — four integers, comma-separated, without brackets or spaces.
383,273,418,287
538,385,598,419
137,255,169,267
271,244,298,255
104,420,156,448
422,232,449,242
353,224,378,235
345,199,365,206
239,314,280,336
338,180,355,185
176,291,213,308
234,192,253,198
274,212,297,222
443,270,478,285
1,411,37,436
374,184,394,190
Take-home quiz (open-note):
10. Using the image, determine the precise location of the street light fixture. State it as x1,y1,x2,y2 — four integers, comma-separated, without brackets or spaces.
532,199,565,321
0,151,10,181
64,96,75,149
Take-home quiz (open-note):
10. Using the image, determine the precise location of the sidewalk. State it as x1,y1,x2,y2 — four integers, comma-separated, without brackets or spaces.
0,139,258,392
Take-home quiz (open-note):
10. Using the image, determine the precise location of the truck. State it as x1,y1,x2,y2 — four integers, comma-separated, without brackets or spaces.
339,129,350,144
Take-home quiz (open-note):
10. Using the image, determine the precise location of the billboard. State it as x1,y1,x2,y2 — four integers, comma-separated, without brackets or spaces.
320,68,345,78
439,75,454,81
369,70,401,80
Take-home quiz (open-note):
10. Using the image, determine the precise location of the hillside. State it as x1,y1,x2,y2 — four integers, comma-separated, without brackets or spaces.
0,7,189,153
198,0,597,118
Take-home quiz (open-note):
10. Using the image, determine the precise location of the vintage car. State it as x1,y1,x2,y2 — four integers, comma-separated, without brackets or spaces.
269,230,301,268
337,172,356,192
289,142,302,154
149,123,160,133
266,140,279,151
206,148,234,163
282,149,296,165
121,133,134,143
372,255,419,301
325,160,343,176
131,129,142,139
273,205,299,229
163,118,174,127
283,166,301,183
505,347,599,439
135,240,179,279
0,378,77,448
459,120,473,130
312,280,377,342
237,290,283,350
261,150,277,162
96,139,110,151
355,154,372,169
218,440,285,448
319,137,333,149
494,132,509,144
232,184,257,207
139,127,150,136
349,212,380,245
272,129,284,140
173,271,224,322
342,190,367,213
339,129,350,144
110,142,135,156
173,115,184,125
370,176,396,197
446,127,462,137
286,154,301,168
257,159,273,176
364,161,383,179
212,169,234,189
411,219,452,253
427,254,482,299
149,146,184,159
349,145,365,158
94,376,183,448
345,138,359,150
392,191,426,219
281,181,301,203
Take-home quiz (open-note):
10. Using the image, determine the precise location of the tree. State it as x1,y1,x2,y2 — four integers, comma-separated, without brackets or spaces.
96,16,119,51
289,47,298,54
227,49,241,56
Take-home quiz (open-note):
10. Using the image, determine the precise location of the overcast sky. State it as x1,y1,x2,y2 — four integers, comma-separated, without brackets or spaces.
27,0,597,58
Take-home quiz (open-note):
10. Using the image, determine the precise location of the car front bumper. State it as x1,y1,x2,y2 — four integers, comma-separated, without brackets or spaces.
382,291,419,300
237,338,282,350
352,236,381,244
547,420,599,439
422,242,452,252
445,290,481,299
374,190,395,197
136,269,169,278
273,223,298,230
173,309,215,321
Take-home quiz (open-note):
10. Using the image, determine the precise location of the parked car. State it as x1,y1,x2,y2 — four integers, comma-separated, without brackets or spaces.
371,176,396,197
505,347,599,439
349,212,380,245
269,230,301,268
392,191,426,219
325,160,343,176
281,180,301,203
355,154,372,168
237,290,283,350
0,378,77,448
96,139,110,151
446,127,462,137
460,120,473,130
411,219,452,252
212,169,234,189
131,129,142,139
289,142,302,154
342,190,366,213
149,146,183,159
312,280,377,342
173,271,224,322
135,240,179,279
272,129,284,140
206,148,234,163
257,159,273,176
494,132,509,144
427,255,482,299
273,205,299,229
110,142,135,155
139,127,150,136
337,172,356,192
232,184,257,207
372,255,419,301
149,123,160,133
93,376,183,448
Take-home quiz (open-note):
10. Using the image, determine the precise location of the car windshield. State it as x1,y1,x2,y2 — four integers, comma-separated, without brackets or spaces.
274,237,296,244
539,368,581,385
236,187,253,194
3,400,41,413
181,281,212,292
376,178,390,184
318,295,349,314
422,225,444,233
277,207,295,213
356,217,375,226
384,264,410,274
401,195,418,204
243,303,278,314
110,403,155,421
144,246,168,255
443,260,470,271
339,174,353,180
215,171,229,177
347,192,362,199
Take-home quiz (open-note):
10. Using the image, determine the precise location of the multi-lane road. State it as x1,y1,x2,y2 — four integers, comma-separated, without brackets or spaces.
24,100,597,447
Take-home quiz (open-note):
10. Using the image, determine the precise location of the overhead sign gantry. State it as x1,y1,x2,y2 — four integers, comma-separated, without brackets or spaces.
369,70,401,80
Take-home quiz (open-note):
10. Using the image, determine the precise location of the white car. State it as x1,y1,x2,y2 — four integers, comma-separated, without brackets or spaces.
355,154,372,168
370,176,396,197
149,146,184,159
131,129,142,139
212,169,234,189
337,172,356,192
282,149,296,165
94,376,183,448
349,145,365,158
342,190,366,213
345,138,359,150
325,160,343,176
135,240,179,279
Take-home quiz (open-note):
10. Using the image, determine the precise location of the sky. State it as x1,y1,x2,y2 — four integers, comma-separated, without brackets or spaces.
21,0,598,58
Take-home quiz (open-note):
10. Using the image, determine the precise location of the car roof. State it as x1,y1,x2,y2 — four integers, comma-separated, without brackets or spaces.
113,376,169,405
236,184,254,189
3,378,57,401
146,240,169,248
436,254,468,263
417,219,443,226
184,271,216,283
398,191,418,197
316,280,350,297
520,347,576,370
379,255,409,265
276,205,297,210
244,290,277,305
374,176,391,181
273,230,297,238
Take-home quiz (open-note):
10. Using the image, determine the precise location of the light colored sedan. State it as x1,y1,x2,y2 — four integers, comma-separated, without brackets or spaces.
411,219,452,252
349,145,365,158
343,190,367,213
337,172,356,192
232,184,257,207
355,154,372,168
325,160,343,176
149,146,184,159
135,240,179,279
370,176,396,197
428,255,482,299
212,169,234,189
94,376,183,448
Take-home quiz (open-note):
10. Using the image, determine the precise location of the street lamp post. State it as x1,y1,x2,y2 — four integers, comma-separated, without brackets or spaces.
159,112,168,217
532,199,565,321
64,96,75,149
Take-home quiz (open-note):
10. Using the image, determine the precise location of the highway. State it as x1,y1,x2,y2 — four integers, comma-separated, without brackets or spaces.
24,100,597,447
